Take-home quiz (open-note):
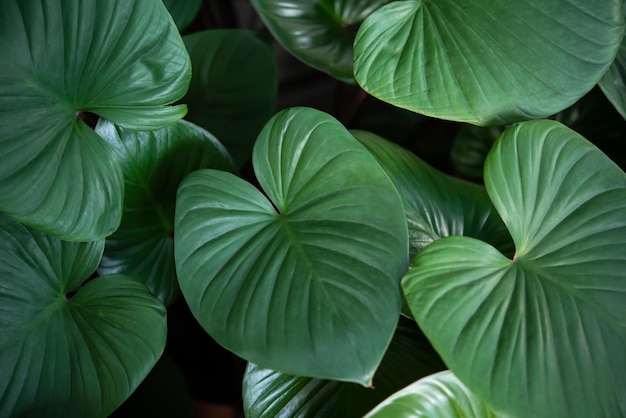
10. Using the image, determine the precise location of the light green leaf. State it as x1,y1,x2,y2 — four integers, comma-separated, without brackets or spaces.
95,119,235,306
250,0,391,82
175,107,408,385
0,0,191,241
353,130,513,261
365,371,499,418
354,0,624,125
403,120,626,417
243,317,445,418
182,29,277,167
0,215,167,418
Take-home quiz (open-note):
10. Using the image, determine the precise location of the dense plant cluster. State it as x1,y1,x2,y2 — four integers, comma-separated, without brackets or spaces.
1,1,625,417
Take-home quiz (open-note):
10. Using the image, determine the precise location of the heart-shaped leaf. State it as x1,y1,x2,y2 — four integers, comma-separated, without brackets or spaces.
162,0,202,31
365,371,498,418
95,119,235,306
250,0,391,82
354,0,624,125
182,29,277,167
0,215,167,418
243,317,445,418
353,130,513,261
0,0,191,241
175,107,408,385
403,120,626,417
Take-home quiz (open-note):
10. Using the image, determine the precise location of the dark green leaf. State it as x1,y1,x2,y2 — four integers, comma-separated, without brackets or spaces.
354,0,624,125
403,120,626,417
95,119,235,306
0,215,167,418
365,371,498,418
182,29,277,167
250,0,391,82
243,317,445,418
175,107,408,385
353,130,513,261
162,0,202,31
0,0,191,240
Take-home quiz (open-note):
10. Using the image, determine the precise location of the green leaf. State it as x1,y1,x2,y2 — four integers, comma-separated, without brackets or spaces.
599,3,626,120
162,0,202,31
175,107,408,385
402,120,626,418
354,0,624,125
353,130,513,261
95,119,235,306
0,0,191,241
243,317,445,418
0,215,167,418
365,371,499,418
250,0,391,82
182,30,277,167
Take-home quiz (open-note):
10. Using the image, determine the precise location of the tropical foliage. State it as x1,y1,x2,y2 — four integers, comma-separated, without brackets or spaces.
1,0,625,417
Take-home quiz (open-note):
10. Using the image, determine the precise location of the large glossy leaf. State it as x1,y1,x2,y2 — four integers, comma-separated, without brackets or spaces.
95,119,235,306
0,215,167,418
354,0,624,125
365,371,498,418
162,0,202,31
599,2,626,120
250,0,391,82
353,130,513,261
182,30,277,167
403,120,626,417
0,0,191,241
175,107,408,385
243,317,445,418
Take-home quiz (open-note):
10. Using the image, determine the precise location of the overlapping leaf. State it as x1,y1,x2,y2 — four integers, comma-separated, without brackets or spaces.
354,0,624,125
365,371,498,418
95,120,235,305
182,30,277,166
353,130,513,261
250,0,391,82
243,317,445,418
403,120,626,417
0,0,191,240
175,107,408,384
0,215,167,418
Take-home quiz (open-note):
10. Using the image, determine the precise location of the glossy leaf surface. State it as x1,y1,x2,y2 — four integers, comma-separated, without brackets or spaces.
182,30,277,167
0,0,191,240
250,0,391,82
175,107,408,384
365,371,498,418
96,120,235,306
354,0,624,125
0,215,167,418
353,130,512,261
243,317,445,418
403,120,626,417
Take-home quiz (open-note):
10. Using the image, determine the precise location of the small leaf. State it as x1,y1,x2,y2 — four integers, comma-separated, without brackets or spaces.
354,0,624,125
175,107,408,384
95,119,235,306
243,317,445,418
182,29,277,167
250,0,392,82
365,371,499,418
0,0,191,240
403,120,626,417
0,215,167,418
